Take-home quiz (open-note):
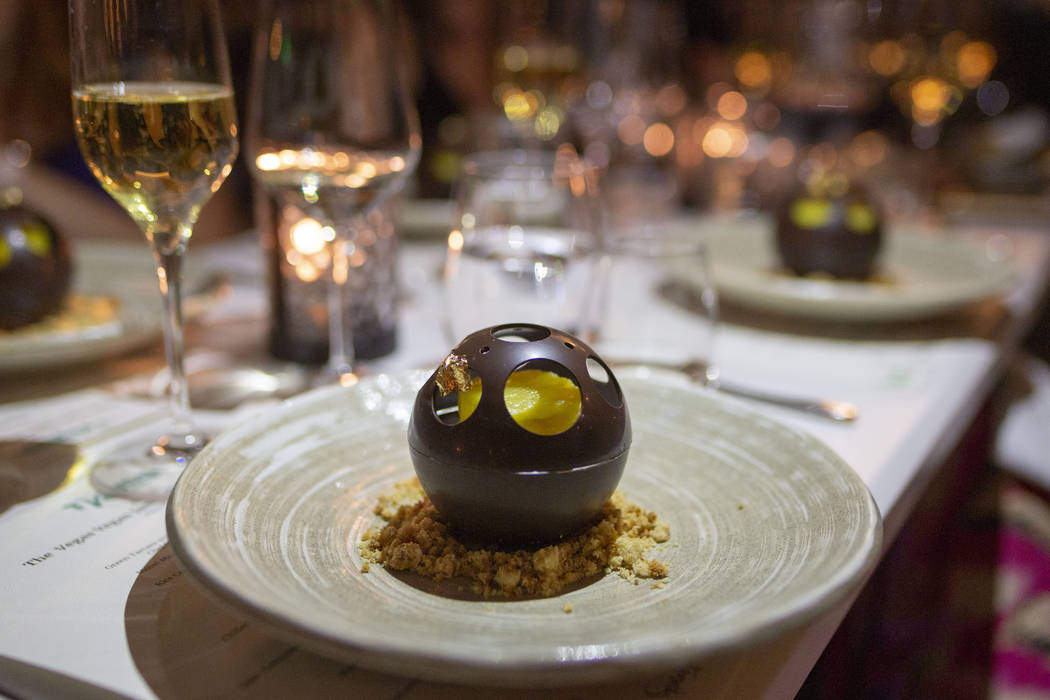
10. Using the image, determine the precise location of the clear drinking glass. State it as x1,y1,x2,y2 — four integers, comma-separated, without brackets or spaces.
590,218,720,386
247,0,420,383
69,0,239,499
442,149,601,345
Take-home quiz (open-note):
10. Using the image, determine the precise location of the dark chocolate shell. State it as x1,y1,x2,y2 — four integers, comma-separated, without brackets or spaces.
0,206,72,330
774,186,883,280
408,324,631,546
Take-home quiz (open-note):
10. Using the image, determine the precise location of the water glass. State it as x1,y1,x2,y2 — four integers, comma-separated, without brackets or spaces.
442,149,600,344
591,219,719,384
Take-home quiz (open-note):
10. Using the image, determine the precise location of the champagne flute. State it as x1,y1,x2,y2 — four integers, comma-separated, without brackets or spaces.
69,0,238,499
247,0,420,383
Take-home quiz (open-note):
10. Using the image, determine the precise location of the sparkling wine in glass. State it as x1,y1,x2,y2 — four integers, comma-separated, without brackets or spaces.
247,0,420,383
69,0,238,499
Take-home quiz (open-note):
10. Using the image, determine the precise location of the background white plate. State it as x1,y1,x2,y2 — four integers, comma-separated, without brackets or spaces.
0,242,212,372
707,217,1016,321
167,369,881,686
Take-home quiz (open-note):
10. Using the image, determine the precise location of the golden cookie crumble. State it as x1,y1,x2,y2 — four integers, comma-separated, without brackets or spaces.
359,479,670,599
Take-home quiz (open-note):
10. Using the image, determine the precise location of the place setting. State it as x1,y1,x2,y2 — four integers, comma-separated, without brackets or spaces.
167,137,882,685
0,228,222,375
704,185,1019,325
166,349,882,686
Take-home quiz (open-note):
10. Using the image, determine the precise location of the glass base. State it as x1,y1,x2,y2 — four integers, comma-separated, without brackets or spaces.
316,361,361,388
88,434,206,501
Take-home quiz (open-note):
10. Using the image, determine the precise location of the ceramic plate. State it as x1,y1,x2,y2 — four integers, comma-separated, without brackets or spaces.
167,368,881,686
707,217,1016,321
0,242,210,372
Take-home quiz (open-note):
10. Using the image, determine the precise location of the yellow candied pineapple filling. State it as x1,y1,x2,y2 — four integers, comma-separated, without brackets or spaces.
458,368,582,435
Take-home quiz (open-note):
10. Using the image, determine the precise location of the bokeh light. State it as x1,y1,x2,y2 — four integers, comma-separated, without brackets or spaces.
289,217,327,256
716,91,748,121
447,230,463,252
869,40,906,77
957,41,996,89
584,141,611,168
503,91,533,121
910,77,958,125
586,80,613,110
911,123,940,150
655,84,688,117
753,102,781,131
643,122,675,157
255,152,281,171
534,106,563,140
848,130,889,169
805,143,838,172
618,114,647,145
702,129,732,158
701,122,748,158
734,51,773,89
767,137,796,168
977,80,1010,116
503,45,529,72
939,30,969,66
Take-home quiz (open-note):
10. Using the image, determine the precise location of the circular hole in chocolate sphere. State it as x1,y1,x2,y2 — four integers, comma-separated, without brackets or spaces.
491,323,550,343
586,356,624,408
431,366,481,425
586,356,609,383
502,358,581,436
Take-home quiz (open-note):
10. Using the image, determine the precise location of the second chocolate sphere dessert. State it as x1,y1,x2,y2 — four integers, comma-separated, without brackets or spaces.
774,177,883,280
0,206,72,330
407,324,630,546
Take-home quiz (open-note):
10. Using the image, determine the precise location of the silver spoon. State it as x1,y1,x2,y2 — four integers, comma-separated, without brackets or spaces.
616,360,859,423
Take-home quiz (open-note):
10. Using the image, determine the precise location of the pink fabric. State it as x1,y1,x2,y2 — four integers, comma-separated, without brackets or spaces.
993,482,1050,697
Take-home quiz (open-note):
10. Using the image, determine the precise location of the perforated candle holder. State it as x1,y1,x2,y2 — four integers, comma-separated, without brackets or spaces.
407,323,631,546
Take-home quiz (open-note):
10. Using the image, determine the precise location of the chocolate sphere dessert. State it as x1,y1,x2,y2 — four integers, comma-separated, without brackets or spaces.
774,177,883,280
0,206,72,330
408,324,630,546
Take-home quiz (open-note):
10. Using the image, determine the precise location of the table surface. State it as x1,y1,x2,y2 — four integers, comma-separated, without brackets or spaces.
2,218,1048,700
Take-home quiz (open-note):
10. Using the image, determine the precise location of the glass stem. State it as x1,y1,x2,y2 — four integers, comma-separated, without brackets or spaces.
153,240,198,448
326,236,355,376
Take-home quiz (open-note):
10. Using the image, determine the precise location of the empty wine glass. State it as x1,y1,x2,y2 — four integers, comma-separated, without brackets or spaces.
247,0,420,383
70,0,238,499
